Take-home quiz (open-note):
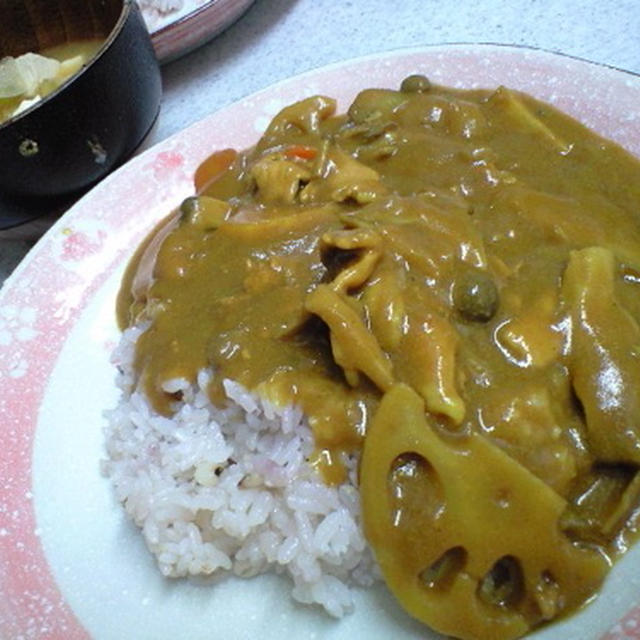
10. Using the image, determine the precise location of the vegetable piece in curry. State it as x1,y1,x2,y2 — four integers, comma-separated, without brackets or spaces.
118,77,640,640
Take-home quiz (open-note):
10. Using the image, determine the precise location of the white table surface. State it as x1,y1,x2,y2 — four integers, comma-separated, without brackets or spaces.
2,0,639,282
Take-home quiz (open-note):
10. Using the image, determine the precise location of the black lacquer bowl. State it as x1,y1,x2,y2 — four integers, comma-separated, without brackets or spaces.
0,0,162,228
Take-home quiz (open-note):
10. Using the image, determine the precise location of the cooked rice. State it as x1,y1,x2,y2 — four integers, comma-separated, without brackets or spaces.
139,0,183,13
139,0,207,31
102,324,379,617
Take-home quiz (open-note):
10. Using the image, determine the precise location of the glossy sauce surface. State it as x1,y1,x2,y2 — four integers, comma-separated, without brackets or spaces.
118,80,640,639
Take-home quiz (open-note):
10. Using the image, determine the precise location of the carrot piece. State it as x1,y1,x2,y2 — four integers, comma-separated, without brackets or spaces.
194,148,237,193
283,145,317,160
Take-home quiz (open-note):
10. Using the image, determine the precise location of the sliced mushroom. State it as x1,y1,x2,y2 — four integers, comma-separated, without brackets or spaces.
320,227,383,294
397,312,466,425
305,284,393,391
561,247,640,464
251,154,311,203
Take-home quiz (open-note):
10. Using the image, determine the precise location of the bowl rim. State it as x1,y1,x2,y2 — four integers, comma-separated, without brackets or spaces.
0,0,134,132
149,0,256,64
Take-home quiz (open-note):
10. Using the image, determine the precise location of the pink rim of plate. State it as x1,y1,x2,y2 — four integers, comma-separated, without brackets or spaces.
149,0,256,63
1,44,640,639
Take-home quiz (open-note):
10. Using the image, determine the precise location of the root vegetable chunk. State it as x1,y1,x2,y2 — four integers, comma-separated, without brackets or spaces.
361,384,609,640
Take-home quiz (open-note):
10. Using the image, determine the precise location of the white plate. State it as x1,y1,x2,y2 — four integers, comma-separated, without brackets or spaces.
145,0,256,63
1,45,640,640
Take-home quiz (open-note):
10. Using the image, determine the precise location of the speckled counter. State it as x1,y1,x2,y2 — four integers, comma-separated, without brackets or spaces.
1,0,639,283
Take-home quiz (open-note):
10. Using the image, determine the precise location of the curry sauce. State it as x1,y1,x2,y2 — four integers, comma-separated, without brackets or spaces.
118,78,640,639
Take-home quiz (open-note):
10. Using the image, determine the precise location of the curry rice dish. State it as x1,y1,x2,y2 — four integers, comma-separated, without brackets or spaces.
105,75,640,640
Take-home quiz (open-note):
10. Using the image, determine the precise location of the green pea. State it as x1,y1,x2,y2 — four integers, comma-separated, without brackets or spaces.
400,74,431,93
452,269,499,322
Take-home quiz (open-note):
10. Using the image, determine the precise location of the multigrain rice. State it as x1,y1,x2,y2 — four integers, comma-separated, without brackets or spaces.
139,0,207,31
102,325,379,617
